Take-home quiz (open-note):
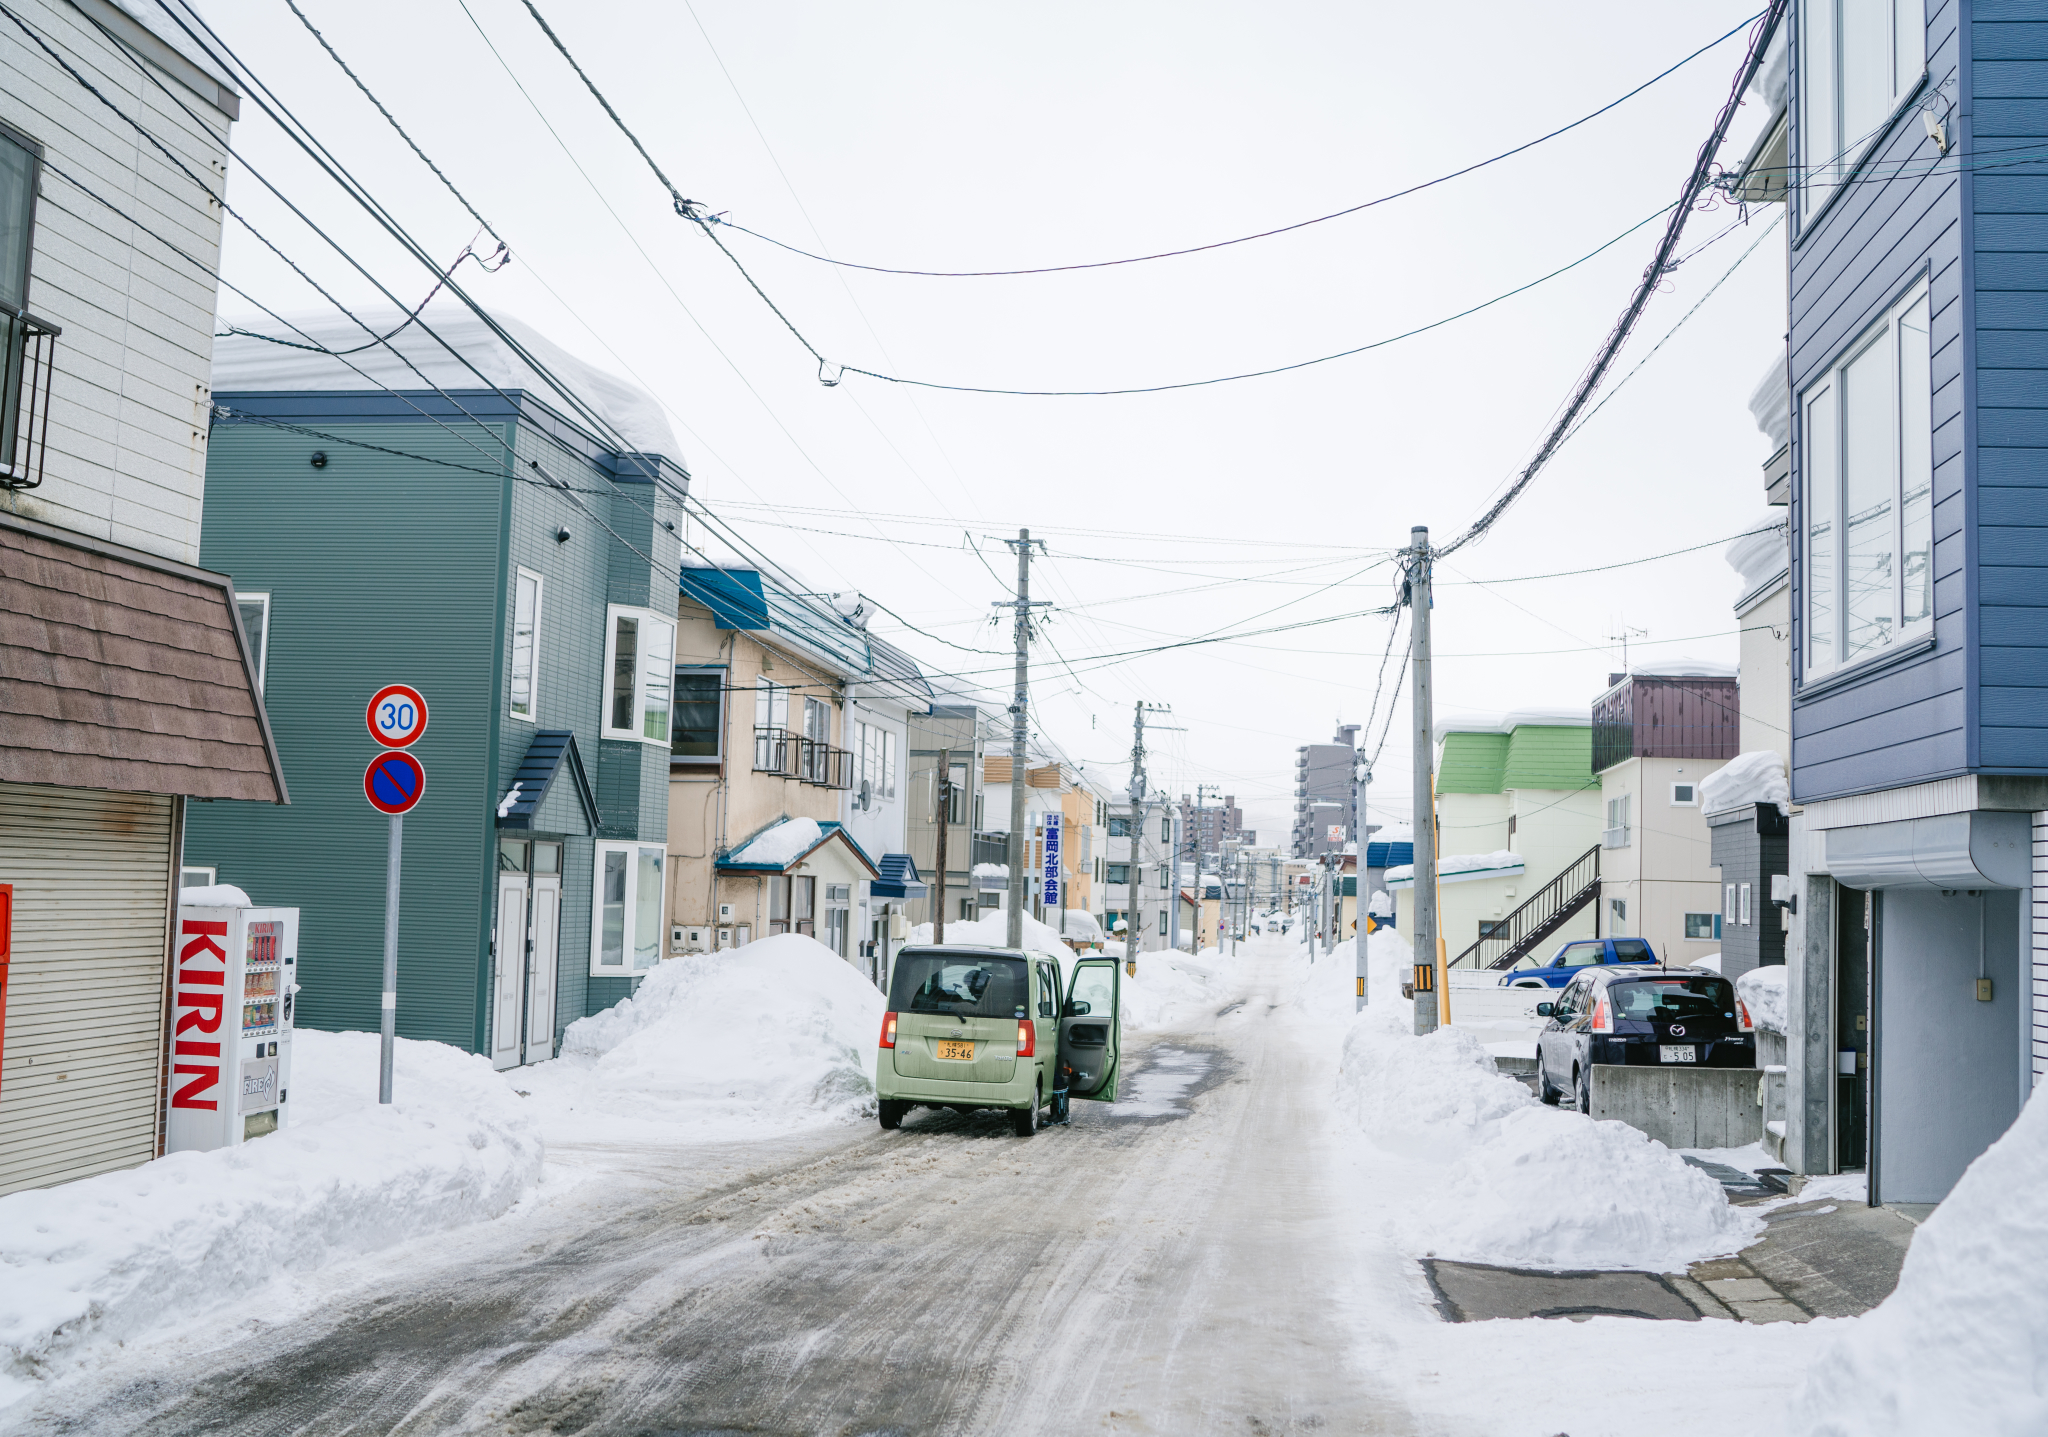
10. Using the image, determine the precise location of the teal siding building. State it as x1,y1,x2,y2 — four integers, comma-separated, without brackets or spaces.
186,316,684,1067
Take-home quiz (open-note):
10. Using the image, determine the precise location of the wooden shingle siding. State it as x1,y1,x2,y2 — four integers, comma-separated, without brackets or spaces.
1788,0,1971,799
1971,10,2048,773
0,518,281,798
0,0,228,568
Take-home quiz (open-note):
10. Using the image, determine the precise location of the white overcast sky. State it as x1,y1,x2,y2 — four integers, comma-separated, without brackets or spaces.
201,0,1785,849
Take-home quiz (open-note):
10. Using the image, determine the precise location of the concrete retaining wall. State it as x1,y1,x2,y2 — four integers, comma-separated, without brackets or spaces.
1589,1066,1763,1149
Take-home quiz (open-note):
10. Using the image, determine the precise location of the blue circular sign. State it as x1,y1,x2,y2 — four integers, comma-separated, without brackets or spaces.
364,751,426,815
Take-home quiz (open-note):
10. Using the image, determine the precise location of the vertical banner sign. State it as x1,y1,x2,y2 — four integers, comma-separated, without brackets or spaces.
170,919,229,1112
1042,813,1062,907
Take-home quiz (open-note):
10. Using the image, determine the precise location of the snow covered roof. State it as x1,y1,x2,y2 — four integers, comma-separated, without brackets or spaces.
1727,517,1790,609
717,818,878,876
1631,659,1739,679
1434,709,1591,743
1384,850,1525,889
1699,750,1791,817
1749,355,1791,451
212,306,682,460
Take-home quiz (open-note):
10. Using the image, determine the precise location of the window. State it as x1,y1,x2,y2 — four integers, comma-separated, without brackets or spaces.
1161,815,1171,842
1609,897,1628,933
1107,862,1128,885
882,730,897,799
1726,883,1739,923
591,842,664,975
1561,942,1604,968
755,678,790,731
602,606,675,742
1799,0,1924,221
1478,920,1508,941
889,953,1027,1018
1739,882,1753,926
1685,912,1722,940
509,570,541,720
1603,795,1632,848
1108,816,1131,838
671,669,723,761
1670,782,1696,806
0,125,36,312
1803,279,1932,678
235,594,270,696
179,866,216,889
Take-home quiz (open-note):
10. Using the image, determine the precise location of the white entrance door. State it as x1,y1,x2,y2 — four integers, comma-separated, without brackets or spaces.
493,873,528,1071
526,872,562,1062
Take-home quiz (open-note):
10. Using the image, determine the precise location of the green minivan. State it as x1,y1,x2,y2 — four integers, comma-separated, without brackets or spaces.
875,946,1123,1136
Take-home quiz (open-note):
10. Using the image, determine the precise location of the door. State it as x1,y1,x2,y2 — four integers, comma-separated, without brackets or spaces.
492,872,527,1071
1058,957,1122,1101
526,871,562,1063
1836,883,1869,1173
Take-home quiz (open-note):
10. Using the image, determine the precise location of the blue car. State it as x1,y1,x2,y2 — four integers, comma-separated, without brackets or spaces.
1497,937,1660,988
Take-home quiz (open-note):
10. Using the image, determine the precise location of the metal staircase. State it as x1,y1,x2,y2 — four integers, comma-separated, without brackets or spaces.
1447,844,1601,971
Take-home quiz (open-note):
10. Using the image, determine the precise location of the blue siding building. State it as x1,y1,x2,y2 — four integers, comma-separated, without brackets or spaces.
1765,0,2048,1203
184,312,682,1070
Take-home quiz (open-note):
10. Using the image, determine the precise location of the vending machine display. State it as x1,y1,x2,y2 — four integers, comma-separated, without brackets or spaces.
167,899,300,1153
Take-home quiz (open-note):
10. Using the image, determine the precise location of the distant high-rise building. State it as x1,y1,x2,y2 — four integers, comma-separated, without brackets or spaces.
1292,724,1360,859
1178,792,1252,867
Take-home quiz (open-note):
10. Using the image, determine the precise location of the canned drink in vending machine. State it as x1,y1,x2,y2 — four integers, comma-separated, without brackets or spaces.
167,890,300,1152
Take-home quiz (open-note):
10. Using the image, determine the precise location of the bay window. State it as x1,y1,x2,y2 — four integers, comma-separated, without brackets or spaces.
1800,0,1925,220
602,605,675,742
592,841,665,975
1802,276,1933,679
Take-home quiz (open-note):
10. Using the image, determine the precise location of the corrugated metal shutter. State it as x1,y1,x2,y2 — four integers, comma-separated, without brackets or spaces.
0,782,175,1195
2034,812,2047,1088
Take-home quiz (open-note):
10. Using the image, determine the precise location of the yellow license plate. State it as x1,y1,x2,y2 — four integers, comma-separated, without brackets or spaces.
936,1038,976,1061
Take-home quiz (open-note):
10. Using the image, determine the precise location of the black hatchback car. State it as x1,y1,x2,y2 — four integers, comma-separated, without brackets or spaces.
1534,966,1755,1112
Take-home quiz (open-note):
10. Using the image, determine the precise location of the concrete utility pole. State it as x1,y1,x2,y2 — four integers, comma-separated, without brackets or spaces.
933,748,951,945
1355,762,1372,1011
1409,526,1441,1035
999,530,1047,949
1124,701,1172,970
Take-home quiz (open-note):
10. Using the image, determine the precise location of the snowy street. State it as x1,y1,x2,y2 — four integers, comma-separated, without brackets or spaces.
5,942,1411,1436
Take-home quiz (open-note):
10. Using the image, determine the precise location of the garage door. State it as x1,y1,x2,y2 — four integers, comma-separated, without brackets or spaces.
0,782,176,1195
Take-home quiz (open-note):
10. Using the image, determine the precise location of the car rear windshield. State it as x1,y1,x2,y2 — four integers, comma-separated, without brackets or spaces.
1610,939,1654,961
889,953,1029,1019
1609,977,1735,1022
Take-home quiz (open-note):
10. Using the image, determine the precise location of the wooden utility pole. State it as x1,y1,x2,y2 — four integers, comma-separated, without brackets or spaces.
933,748,951,945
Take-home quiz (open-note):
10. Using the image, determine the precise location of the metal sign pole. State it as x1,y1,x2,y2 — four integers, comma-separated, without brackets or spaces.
380,812,401,1103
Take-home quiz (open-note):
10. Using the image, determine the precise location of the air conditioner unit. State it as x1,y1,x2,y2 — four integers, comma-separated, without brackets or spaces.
675,925,711,954
717,903,736,923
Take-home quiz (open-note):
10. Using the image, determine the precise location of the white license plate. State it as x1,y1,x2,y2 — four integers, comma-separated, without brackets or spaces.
1659,1045,1698,1064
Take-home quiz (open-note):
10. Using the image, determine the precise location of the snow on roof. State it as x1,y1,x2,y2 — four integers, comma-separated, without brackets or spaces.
108,0,238,92
1631,659,1738,679
212,306,681,459
1727,517,1790,604
1699,749,1791,817
1384,849,1524,885
1749,354,1791,451
1434,708,1592,743
725,818,824,868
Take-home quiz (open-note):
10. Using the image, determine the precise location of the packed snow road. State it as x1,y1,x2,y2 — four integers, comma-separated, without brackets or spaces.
11,948,1416,1437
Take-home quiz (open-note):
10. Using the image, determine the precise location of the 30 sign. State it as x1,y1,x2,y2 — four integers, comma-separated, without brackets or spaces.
366,684,428,748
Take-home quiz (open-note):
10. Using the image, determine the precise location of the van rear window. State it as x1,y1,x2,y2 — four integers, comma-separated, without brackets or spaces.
889,952,1028,1019
1610,977,1733,1021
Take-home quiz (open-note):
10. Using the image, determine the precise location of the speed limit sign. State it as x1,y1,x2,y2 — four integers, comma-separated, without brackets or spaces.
366,684,428,748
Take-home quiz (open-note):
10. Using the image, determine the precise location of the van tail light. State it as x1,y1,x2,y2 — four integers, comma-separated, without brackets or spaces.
879,1012,897,1049
1015,1019,1035,1058
1591,996,1613,1034
1737,997,1755,1032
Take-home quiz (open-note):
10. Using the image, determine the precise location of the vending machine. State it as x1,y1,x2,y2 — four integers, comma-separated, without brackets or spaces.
166,894,300,1153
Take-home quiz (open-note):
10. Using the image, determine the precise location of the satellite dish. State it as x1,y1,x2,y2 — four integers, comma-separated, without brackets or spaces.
857,779,873,811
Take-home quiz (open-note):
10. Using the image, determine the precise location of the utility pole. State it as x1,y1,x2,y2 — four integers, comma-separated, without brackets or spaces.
1408,526,1442,1035
933,748,951,945
1124,701,1174,972
1355,762,1372,1010
998,530,1048,949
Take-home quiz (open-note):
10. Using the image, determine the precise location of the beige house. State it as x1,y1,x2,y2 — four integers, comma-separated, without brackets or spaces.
666,565,929,978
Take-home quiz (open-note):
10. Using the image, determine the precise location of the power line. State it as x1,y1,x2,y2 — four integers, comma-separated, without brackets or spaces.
1437,0,1787,557
703,13,1763,278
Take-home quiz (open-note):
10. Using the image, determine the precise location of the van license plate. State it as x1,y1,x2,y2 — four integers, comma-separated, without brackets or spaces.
936,1039,976,1061
1659,1045,1697,1063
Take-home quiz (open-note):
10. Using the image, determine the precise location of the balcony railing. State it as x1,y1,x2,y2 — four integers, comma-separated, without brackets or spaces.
753,726,802,777
799,738,852,789
1,311,60,492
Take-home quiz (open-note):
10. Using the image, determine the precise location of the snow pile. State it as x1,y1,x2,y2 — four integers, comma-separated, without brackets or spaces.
1698,750,1791,816
519,935,882,1141
177,883,252,907
970,862,1008,880
1384,850,1524,886
724,817,823,867
0,1032,542,1409
1367,889,1393,917
1123,947,1226,1031
1794,1091,2048,1436
1056,909,1105,944
1335,960,1760,1271
1737,964,1788,1035
906,909,1070,954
